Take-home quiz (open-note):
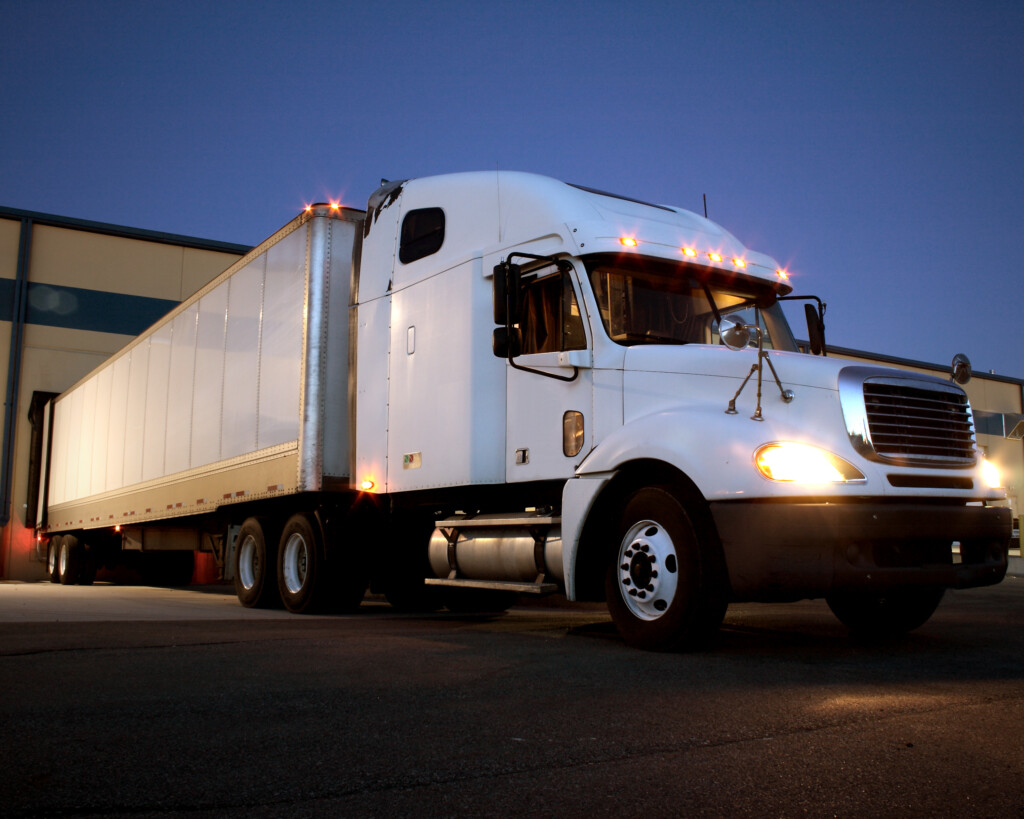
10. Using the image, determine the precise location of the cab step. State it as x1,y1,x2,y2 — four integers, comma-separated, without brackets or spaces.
424,577,559,595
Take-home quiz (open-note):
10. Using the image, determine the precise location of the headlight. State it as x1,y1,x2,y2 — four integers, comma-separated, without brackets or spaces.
981,457,1003,489
755,443,865,484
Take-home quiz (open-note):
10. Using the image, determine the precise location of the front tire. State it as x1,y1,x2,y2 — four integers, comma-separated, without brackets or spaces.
826,588,945,636
234,518,280,608
605,486,727,651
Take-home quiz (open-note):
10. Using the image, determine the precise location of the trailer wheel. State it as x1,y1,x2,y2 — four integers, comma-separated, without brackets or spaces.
604,486,727,651
47,536,62,583
277,513,323,614
234,518,280,608
826,588,945,636
58,535,82,585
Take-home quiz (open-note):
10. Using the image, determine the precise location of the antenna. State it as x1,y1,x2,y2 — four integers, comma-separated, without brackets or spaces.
496,162,502,243
703,193,708,218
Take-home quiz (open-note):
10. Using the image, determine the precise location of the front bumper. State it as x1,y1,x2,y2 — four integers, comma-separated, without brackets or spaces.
710,500,1010,602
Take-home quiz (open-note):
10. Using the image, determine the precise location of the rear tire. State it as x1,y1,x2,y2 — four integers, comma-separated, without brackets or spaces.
58,535,82,585
277,513,325,614
604,486,727,651
826,588,945,636
47,536,62,583
234,518,280,608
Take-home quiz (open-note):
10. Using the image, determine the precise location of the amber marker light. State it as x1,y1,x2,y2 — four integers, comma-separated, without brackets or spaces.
329,201,341,211
708,252,722,262
682,247,698,257
304,204,313,213
619,237,638,247
776,269,790,281
360,478,375,491
732,258,746,268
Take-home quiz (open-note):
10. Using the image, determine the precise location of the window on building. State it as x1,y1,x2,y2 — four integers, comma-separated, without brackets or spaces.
973,410,1005,438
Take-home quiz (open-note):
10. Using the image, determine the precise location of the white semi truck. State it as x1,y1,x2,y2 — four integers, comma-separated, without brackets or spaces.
34,172,1010,649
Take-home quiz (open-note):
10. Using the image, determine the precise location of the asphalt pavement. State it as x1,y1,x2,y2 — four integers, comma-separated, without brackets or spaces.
1,578,1023,817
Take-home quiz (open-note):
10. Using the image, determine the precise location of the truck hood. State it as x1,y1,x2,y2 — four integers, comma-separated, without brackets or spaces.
621,344,852,392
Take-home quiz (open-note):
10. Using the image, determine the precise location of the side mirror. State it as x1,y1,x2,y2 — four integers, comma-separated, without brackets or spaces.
720,317,752,351
492,262,522,326
951,353,972,385
492,326,522,359
804,303,826,355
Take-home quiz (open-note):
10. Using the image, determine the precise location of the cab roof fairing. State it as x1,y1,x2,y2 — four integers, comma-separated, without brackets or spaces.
565,218,791,295
371,171,792,293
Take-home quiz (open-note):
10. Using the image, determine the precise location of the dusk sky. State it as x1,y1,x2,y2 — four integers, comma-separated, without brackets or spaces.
3,1,1022,378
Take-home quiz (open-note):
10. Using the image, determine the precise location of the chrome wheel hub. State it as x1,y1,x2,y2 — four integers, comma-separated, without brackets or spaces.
616,519,679,621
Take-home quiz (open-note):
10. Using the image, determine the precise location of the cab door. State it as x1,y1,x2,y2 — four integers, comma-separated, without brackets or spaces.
500,260,594,483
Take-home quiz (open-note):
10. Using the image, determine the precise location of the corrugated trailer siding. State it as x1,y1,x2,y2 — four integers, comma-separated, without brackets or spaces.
43,208,362,530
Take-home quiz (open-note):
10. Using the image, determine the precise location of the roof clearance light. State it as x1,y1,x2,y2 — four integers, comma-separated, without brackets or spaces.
776,269,789,280
620,237,638,247
329,201,341,211
732,258,746,268
682,247,698,257
708,252,722,263
304,204,313,213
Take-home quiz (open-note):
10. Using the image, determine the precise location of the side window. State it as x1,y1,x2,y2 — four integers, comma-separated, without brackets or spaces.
519,268,586,354
399,207,445,264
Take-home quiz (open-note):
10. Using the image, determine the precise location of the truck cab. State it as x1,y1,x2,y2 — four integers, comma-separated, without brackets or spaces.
355,171,1009,649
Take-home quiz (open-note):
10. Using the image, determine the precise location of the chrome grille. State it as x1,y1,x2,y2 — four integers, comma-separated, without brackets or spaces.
864,381,974,463
839,367,977,467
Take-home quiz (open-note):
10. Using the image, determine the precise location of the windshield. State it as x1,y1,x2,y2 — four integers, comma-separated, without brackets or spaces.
584,256,797,351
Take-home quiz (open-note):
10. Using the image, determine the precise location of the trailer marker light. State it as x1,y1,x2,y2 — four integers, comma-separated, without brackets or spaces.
682,247,697,257
360,479,375,491
732,258,746,268
619,237,638,247
708,252,722,262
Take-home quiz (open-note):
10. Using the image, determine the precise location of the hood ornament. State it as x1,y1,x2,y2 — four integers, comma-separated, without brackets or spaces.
722,318,794,421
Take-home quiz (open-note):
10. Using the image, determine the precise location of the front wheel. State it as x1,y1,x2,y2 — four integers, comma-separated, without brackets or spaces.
826,588,945,636
604,486,727,651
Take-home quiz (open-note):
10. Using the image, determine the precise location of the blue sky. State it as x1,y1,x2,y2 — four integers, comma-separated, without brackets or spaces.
2,0,1022,378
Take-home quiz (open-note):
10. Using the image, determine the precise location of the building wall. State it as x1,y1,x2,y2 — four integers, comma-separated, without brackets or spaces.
0,208,248,580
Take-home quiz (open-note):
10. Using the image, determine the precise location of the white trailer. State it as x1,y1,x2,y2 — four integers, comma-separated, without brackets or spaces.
36,172,1011,649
